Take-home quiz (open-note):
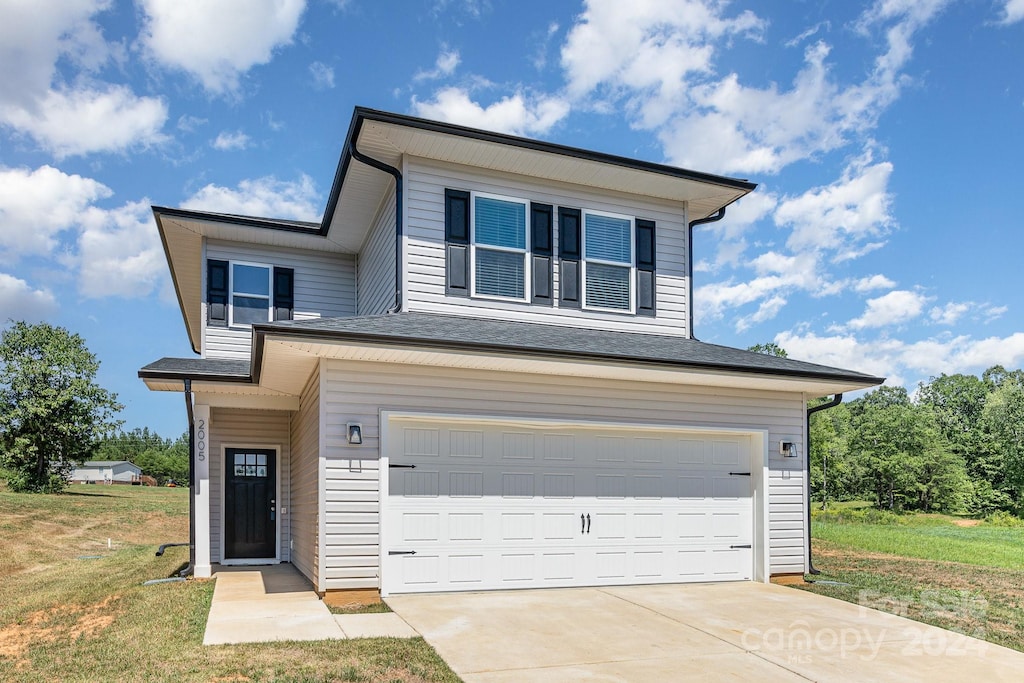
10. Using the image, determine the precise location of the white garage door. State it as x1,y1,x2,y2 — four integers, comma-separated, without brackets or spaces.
381,418,755,595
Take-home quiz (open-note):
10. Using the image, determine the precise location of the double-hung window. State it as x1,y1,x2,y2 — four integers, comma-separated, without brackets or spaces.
471,193,529,301
229,262,272,326
582,211,634,312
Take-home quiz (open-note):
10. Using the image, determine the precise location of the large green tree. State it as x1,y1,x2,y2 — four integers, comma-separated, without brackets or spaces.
847,386,971,512
98,428,189,484
983,376,1024,512
0,322,123,492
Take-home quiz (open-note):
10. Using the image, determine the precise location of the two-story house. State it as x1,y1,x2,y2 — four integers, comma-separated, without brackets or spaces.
140,107,883,601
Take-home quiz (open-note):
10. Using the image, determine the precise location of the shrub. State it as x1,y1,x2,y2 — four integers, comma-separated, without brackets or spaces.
984,510,1024,527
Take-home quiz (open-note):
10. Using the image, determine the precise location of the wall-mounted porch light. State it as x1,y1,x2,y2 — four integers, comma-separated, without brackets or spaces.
347,423,363,445
780,441,797,458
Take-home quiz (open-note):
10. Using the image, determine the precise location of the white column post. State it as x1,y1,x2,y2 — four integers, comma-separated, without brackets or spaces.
193,404,212,578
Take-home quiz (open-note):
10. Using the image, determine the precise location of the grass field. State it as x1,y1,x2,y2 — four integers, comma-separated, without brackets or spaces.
798,505,1024,653
0,482,458,683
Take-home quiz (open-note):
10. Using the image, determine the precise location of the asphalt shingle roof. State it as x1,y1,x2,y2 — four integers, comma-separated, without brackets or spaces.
139,356,250,380
255,312,883,384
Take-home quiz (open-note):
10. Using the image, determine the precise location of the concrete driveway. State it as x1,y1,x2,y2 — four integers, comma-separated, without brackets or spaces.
387,581,1024,682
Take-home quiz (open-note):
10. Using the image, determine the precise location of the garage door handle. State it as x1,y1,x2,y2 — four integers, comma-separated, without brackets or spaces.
586,514,591,534
728,472,751,476
581,513,585,534
730,544,752,549
389,464,417,469
388,550,417,556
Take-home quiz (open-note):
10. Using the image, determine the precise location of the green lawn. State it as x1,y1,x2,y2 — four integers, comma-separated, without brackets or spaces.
0,483,459,683
798,507,1024,652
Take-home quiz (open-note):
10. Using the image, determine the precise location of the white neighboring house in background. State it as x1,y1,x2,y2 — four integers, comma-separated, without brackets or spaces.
71,460,142,485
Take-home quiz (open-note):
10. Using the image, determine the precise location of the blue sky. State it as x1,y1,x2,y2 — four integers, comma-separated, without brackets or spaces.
2,0,1023,438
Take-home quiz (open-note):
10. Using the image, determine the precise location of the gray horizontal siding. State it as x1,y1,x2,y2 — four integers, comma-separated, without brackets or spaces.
357,183,397,316
208,408,291,564
289,364,320,588
403,158,691,336
204,240,356,360
319,360,807,590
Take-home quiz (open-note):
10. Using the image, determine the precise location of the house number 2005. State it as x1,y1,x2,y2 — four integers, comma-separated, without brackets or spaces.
196,418,206,462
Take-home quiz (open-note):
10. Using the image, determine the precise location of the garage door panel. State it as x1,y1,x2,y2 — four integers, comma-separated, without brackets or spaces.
384,420,756,594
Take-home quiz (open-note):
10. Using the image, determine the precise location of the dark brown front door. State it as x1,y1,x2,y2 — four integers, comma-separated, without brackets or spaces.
225,448,276,559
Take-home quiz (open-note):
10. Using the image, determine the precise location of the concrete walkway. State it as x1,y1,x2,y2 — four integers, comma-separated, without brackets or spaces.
388,581,1024,682
203,565,418,645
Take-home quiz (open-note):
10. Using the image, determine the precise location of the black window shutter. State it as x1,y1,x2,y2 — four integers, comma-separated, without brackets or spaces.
558,207,581,308
207,259,228,327
531,203,553,305
445,189,471,297
273,267,294,321
636,219,656,317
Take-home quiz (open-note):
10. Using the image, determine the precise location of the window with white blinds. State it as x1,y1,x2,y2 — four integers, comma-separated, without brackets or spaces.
583,211,634,312
472,194,528,300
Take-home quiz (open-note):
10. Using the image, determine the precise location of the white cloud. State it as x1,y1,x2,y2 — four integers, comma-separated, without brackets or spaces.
2,86,167,158
76,200,167,298
776,329,1024,388
853,274,896,292
415,47,461,81
0,273,58,322
211,130,251,151
929,301,970,325
846,289,929,330
412,87,570,136
177,114,208,132
1001,0,1024,23
0,0,167,157
559,0,949,175
309,61,335,89
182,175,321,221
775,153,894,256
0,165,111,261
138,0,306,94
532,22,560,70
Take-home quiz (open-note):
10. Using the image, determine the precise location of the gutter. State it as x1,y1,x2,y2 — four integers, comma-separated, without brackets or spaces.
686,208,727,340
348,140,403,312
806,393,843,575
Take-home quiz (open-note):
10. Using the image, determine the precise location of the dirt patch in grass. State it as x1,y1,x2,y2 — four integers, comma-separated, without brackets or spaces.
0,596,120,667
801,539,1024,652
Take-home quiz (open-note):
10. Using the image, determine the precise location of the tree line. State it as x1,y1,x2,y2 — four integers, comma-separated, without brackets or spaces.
96,427,189,486
809,367,1024,515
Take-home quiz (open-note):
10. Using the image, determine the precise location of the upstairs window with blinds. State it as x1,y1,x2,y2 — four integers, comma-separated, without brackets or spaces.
583,211,634,312
472,194,528,301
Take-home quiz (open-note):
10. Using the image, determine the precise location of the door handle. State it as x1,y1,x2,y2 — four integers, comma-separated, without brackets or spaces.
586,514,591,534
581,513,585,534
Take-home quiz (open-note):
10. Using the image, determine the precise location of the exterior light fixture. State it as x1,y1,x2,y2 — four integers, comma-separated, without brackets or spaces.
347,423,363,445
781,441,797,458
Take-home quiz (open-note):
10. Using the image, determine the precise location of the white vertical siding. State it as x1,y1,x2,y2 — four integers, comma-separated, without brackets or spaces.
319,360,807,590
403,158,691,336
203,240,356,360
208,408,291,564
356,183,397,316
289,365,320,587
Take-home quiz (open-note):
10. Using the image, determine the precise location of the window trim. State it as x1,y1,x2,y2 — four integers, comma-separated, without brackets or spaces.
469,191,531,303
581,209,636,314
227,260,273,328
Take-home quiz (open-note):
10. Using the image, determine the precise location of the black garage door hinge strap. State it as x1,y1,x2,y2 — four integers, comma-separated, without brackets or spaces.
728,471,751,476
389,464,417,469
730,544,752,549
388,550,417,556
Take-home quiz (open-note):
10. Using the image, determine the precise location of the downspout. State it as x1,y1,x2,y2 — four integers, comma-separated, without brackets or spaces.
687,208,726,340
349,142,403,313
806,393,843,575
